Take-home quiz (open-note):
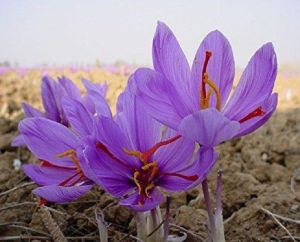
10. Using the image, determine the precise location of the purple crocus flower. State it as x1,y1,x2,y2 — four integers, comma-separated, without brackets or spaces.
19,117,93,203
133,22,278,147
13,76,109,146
17,79,111,203
81,85,217,211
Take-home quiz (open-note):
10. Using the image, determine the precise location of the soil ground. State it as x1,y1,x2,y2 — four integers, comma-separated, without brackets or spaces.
0,68,300,241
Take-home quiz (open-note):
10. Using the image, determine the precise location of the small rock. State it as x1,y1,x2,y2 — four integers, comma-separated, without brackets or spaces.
0,133,14,150
173,205,207,234
103,204,132,225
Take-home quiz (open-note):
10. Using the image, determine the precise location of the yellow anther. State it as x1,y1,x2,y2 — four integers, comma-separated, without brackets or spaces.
123,148,147,165
56,149,75,158
56,149,81,171
145,183,155,198
204,78,222,111
133,171,142,194
142,162,159,182
200,73,210,109
206,88,212,101
141,162,157,171
200,73,222,110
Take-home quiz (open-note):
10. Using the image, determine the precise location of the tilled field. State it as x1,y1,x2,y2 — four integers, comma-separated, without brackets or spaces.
0,68,300,241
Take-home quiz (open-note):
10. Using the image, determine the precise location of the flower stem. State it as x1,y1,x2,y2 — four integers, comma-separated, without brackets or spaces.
213,170,225,242
163,196,171,241
135,211,148,241
202,178,216,239
148,206,164,242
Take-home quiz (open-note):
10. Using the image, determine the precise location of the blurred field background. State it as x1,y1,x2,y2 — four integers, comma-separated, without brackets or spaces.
1,63,300,118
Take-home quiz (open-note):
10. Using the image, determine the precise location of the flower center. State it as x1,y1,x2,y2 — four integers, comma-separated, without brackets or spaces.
133,162,159,205
124,134,198,205
200,51,222,111
38,150,86,205
200,51,266,123
54,149,85,186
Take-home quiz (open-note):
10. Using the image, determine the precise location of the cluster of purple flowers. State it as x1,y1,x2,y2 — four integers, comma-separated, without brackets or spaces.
15,22,277,221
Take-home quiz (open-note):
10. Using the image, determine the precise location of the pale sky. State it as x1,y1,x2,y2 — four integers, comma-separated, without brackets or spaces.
0,0,299,67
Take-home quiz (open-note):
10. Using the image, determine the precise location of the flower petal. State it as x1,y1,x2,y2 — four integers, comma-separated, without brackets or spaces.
152,21,195,111
19,117,79,167
191,30,235,109
62,97,93,136
119,188,164,212
22,103,44,118
223,43,277,120
236,93,278,137
134,68,188,130
81,144,134,198
41,76,65,122
11,135,25,147
115,91,161,152
58,76,81,100
154,128,194,173
158,148,217,191
94,116,139,167
81,78,107,97
179,108,240,147
84,91,112,118
22,164,76,186
33,184,92,203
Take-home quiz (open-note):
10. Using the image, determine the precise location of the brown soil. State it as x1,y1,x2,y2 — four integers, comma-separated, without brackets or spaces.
0,69,300,241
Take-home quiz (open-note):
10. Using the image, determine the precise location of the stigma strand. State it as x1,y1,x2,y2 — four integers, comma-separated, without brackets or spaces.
200,51,222,110
239,106,265,123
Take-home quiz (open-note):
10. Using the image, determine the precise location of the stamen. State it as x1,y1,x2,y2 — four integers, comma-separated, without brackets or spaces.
124,135,182,164
204,78,221,110
206,88,213,101
56,149,75,158
199,51,222,110
239,106,265,123
123,148,146,165
141,162,157,171
145,183,155,198
133,171,142,194
56,149,80,169
142,162,159,182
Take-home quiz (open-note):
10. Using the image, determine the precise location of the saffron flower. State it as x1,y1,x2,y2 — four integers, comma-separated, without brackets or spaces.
82,87,217,211
134,22,278,147
19,117,93,203
13,76,109,146
17,77,113,203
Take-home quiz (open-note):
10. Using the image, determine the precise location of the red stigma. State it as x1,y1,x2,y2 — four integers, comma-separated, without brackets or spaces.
239,106,265,123
40,160,74,170
161,172,198,181
39,197,48,206
59,172,83,186
141,134,182,162
201,51,212,99
96,142,134,170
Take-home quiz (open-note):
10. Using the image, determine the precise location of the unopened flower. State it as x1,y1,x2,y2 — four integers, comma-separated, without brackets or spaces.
134,22,277,147
82,88,217,211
